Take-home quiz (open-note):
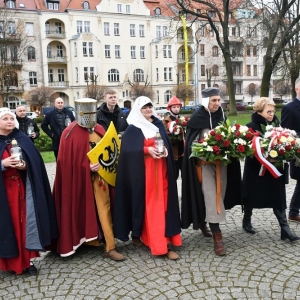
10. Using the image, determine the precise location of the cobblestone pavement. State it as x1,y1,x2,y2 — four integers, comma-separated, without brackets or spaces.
1,162,300,300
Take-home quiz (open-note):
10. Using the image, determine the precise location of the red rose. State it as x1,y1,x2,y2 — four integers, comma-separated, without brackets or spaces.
215,134,223,141
235,131,241,137
182,121,187,126
245,133,253,139
223,140,230,147
237,145,245,153
285,145,292,151
291,140,296,146
297,149,300,153
235,124,241,130
175,119,180,124
279,149,285,155
213,146,220,154
210,130,216,136
185,117,189,121
199,139,204,143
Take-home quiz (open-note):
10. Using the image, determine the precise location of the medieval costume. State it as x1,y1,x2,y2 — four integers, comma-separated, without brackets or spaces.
181,88,242,256
243,100,299,242
114,96,182,259
0,108,58,275
53,99,124,260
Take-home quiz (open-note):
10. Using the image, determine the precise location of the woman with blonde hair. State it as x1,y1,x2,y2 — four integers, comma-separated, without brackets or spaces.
242,97,299,241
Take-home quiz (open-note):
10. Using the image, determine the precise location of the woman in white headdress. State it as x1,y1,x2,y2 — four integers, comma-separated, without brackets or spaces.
114,96,182,259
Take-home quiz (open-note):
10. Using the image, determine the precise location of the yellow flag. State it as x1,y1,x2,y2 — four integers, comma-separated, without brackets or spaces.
87,122,121,187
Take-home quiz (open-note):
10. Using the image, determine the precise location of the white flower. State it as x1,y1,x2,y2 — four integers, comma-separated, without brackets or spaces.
266,125,273,131
231,126,236,132
223,155,228,160
234,138,239,144
207,146,213,152
221,132,225,137
202,142,208,146
264,132,272,138
239,125,248,133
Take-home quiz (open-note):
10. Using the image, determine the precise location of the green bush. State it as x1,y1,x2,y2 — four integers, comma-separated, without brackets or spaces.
34,117,43,123
35,135,52,151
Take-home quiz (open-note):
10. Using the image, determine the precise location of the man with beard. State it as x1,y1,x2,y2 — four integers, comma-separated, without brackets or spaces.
181,87,242,256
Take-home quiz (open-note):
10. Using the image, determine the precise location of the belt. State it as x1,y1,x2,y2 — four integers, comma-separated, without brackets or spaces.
196,159,222,214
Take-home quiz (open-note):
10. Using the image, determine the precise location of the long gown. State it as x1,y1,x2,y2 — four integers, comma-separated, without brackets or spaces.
0,148,39,274
141,138,182,256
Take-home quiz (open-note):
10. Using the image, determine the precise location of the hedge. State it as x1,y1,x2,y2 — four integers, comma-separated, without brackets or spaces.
35,135,52,151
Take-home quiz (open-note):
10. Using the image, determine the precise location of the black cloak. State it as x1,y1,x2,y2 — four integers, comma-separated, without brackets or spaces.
181,106,242,230
243,113,286,210
0,128,58,258
114,116,181,241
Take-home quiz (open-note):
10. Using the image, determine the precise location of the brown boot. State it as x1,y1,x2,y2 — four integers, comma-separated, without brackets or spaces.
132,237,144,247
106,249,125,261
167,251,179,260
212,232,226,256
199,223,212,237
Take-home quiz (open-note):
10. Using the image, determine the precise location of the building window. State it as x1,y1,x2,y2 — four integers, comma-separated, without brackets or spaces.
163,26,168,37
212,65,219,76
90,67,94,79
139,25,144,37
163,45,167,58
77,21,82,33
114,23,120,36
56,45,63,57
89,42,93,56
156,90,159,104
27,46,35,60
6,0,15,8
232,64,241,75
200,44,205,56
104,22,110,35
201,84,206,91
155,45,158,58
156,26,161,38
55,22,62,33
156,68,159,81
105,45,110,58
10,46,17,61
47,1,59,10
83,1,89,9
117,4,122,12
246,65,251,76
253,46,257,56
168,67,172,80
108,69,119,82
84,67,88,80
131,46,136,59
83,42,87,56
164,67,167,81
29,71,37,85
133,69,144,82
181,69,186,81
130,24,135,37
253,65,257,76
74,42,77,57
201,65,205,76
164,90,171,104
126,5,130,13
45,21,50,34
208,11,216,18
58,69,64,83
48,68,53,82
115,45,120,58
25,23,34,36
84,21,90,33
246,46,251,56
167,45,172,58
232,27,236,36
8,22,16,35
75,67,78,82
154,7,161,15
199,26,204,36
140,46,145,59
47,45,52,57
212,46,218,57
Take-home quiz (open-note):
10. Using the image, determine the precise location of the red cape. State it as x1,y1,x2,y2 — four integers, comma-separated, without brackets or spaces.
53,122,105,256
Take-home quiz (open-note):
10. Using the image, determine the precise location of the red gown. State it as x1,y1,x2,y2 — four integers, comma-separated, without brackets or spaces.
0,148,39,274
141,138,182,255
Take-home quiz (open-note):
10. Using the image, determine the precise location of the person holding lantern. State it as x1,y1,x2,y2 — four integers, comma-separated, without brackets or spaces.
242,97,299,241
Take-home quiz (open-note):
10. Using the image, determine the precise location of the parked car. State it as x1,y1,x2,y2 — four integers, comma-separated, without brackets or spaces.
283,100,292,105
154,106,168,115
235,102,246,111
42,106,75,117
25,112,38,119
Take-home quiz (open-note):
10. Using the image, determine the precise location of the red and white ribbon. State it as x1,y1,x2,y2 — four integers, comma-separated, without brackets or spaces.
168,121,176,133
252,136,282,178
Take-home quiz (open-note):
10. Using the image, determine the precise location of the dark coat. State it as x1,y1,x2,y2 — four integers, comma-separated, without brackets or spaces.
96,103,128,133
113,117,181,241
243,113,286,210
16,116,40,143
41,108,75,150
181,106,242,230
0,128,58,258
281,98,300,180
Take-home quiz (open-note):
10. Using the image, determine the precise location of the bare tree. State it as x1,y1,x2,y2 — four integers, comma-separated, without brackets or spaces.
84,84,106,103
245,83,260,104
128,75,154,99
27,86,54,107
0,9,31,107
172,83,194,102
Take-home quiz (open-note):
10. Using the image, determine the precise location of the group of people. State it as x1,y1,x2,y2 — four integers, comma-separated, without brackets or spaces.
1,81,300,275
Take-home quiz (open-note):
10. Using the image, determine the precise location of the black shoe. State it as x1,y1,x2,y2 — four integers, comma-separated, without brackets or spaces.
281,227,300,242
26,263,37,276
242,220,256,234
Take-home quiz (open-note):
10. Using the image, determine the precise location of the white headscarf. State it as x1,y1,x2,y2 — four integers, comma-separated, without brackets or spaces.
0,107,19,129
127,96,159,139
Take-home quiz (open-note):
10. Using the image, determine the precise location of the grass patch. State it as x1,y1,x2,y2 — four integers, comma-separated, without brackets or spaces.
227,111,281,125
40,151,55,163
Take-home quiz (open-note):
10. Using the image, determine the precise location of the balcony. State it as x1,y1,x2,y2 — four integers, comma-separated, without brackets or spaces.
177,36,194,43
228,36,244,43
47,56,67,63
0,33,21,43
45,31,66,39
177,57,194,64
179,80,195,85
1,58,23,69
48,81,69,88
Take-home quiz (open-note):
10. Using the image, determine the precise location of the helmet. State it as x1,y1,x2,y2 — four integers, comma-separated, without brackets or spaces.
74,98,97,128
167,96,182,110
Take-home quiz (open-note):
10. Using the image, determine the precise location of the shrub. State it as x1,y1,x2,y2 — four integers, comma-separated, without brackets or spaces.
35,135,52,151
34,117,43,123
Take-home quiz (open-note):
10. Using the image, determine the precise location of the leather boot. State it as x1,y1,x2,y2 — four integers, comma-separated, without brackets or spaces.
243,206,256,234
199,222,212,237
273,209,300,242
212,232,226,256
